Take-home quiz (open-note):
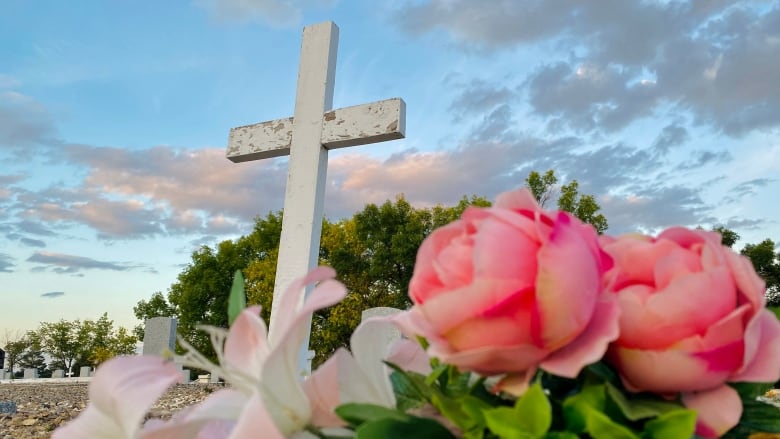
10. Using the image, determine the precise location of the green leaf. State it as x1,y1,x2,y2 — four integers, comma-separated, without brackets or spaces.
335,403,409,428
484,383,552,439
355,416,457,439
563,384,639,439
642,409,697,438
605,382,685,421
584,409,640,439
485,407,534,439
515,382,553,436
386,364,434,402
723,382,780,437
390,371,427,411
227,269,246,325
544,433,579,439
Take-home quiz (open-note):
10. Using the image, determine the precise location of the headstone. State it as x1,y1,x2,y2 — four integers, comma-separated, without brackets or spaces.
197,374,209,384
52,369,65,378
180,369,190,384
226,21,406,377
79,366,91,378
209,372,220,384
23,368,38,379
361,307,403,345
142,317,178,356
0,401,16,414
0,370,6,380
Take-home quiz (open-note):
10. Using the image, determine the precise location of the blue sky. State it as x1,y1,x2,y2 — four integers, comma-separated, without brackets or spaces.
1,0,779,336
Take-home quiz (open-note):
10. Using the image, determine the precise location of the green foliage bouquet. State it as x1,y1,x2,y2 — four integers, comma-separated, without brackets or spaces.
53,188,780,439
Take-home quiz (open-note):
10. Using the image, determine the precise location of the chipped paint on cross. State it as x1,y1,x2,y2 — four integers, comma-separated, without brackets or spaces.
227,98,405,162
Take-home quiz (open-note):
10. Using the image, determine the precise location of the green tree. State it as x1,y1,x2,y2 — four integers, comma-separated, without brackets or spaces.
525,169,558,207
713,226,740,248
741,239,780,306
524,170,609,233
78,313,138,367
37,320,87,376
2,330,27,377
17,331,50,378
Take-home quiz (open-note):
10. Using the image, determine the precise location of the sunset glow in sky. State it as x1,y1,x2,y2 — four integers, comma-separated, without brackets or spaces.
1,0,779,334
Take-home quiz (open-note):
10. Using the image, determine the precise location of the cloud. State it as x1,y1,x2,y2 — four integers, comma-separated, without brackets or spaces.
14,145,286,239
0,74,20,89
652,123,690,155
394,1,780,136
448,79,517,121
195,0,336,27
27,251,133,273
730,178,775,198
674,149,732,171
0,253,14,273
40,291,65,298
0,91,59,150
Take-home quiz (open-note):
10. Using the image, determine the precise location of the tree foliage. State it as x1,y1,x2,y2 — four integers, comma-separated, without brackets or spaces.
138,195,492,367
524,170,609,233
1,330,26,376
24,314,137,375
741,239,780,306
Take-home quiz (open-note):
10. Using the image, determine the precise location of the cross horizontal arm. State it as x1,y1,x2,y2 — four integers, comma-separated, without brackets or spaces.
321,98,405,149
226,98,405,163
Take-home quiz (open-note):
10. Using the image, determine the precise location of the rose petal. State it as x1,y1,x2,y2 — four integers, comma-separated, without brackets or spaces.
732,309,780,382
682,385,742,438
541,297,620,378
535,212,601,349
609,346,733,392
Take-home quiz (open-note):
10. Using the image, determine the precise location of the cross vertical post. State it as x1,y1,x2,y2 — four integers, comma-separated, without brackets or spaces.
225,21,406,377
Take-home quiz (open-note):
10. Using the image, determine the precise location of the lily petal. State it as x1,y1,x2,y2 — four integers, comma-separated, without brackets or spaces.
53,355,180,439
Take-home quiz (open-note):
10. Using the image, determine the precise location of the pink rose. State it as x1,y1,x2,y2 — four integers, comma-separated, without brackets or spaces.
395,188,619,390
602,227,780,437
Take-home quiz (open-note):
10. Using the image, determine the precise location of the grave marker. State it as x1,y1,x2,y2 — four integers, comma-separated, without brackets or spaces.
0,401,16,414
142,317,178,357
23,368,38,379
226,21,405,376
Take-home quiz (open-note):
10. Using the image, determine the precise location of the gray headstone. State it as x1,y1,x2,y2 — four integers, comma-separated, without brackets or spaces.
23,368,38,379
361,307,403,346
79,366,92,378
0,401,16,414
0,370,6,380
180,369,190,384
52,369,65,378
209,373,220,383
361,306,402,321
142,317,178,356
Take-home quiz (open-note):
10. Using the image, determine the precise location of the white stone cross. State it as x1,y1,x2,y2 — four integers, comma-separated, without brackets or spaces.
225,21,406,376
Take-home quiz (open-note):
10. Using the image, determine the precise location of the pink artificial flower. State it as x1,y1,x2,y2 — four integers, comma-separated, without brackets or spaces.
602,227,780,437
52,355,181,439
395,188,619,393
167,266,348,438
303,317,431,427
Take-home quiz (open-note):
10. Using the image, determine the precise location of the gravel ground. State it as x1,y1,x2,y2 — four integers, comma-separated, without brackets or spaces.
0,383,224,439
2,384,779,438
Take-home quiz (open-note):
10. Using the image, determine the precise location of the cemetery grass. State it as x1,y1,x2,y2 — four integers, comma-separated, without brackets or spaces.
0,382,224,438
